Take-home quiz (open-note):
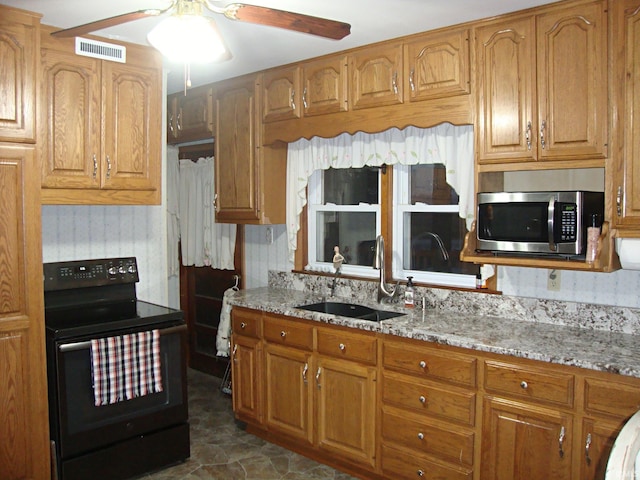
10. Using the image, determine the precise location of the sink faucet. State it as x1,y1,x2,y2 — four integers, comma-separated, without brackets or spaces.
373,235,397,303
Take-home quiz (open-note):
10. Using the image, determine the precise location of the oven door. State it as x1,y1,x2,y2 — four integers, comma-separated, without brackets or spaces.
50,323,188,460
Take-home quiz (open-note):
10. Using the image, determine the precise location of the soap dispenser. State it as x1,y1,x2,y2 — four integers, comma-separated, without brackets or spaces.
404,276,415,308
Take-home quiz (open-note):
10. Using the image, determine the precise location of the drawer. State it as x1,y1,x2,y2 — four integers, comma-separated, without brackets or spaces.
585,377,640,418
381,408,474,467
263,315,313,351
383,372,476,426
484,360,574,408
381,444,473,480
383,339,477,387
316,327,377,365
231,308,261,338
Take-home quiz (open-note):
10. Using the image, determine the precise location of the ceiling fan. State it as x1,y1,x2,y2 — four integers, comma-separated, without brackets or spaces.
50,0,352,41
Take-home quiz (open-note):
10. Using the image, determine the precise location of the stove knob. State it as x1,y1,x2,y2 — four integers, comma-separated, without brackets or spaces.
108,267,118,275
128,264,137,274
118,266,126,274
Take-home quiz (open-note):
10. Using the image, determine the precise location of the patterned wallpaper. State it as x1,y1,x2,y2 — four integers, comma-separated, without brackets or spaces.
41,205,169,306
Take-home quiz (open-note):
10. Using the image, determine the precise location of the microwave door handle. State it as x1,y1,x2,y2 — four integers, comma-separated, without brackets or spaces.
548,197,557,251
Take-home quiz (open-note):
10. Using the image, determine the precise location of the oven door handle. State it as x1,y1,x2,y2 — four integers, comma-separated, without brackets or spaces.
57,324,187,352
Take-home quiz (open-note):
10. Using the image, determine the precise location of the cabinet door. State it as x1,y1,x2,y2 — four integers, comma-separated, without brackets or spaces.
579,417,624,480
0,144,50,480
177,84,214,142
404,28,470,103
616,0,640,228
315,355,377,468
350,42,403,110
40,48,102,189
102,60,161,191
264,344,313,444
536,1,607,160
476,17,537,163
302,55,348,116
215,76,259,222
262,67,302,122
481,396,572,480
231,334,263,423
0,8,38,143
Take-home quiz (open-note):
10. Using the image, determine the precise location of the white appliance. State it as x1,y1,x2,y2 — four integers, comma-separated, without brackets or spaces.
606,410,640,479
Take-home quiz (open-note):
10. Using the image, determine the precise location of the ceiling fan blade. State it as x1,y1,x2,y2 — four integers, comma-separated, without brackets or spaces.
221,4,351,40
50,9,166,38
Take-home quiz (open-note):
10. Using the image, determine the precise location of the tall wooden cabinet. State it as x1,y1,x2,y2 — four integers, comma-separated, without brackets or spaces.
39,27,162,205
0,7,50,479
476,0,607,164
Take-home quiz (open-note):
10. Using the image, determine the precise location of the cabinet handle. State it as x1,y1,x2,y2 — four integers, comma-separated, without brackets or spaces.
392,71,398,95
585,433,592,465
520,380,528,389
232,344,238,363
417,432,424,440
240,322,246,329
168,113,174,135
302,363,308,385
106,155,111,179
290,89,296,110
417,470,424,477
213,193,218,212
540,120,546,149
280,330,287,338
617,186,623,217
339,343,346,351
409,68,416,92
558,426,566,458
315,367,322,389
302,87,308,109
176,111,182,131
419,395,427,404
419,360,427,369
92,154,97,179
526,121,532,150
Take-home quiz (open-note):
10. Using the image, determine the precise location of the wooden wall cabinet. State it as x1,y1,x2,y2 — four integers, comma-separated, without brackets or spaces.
301,54,349,117
167,84,214,144
39,28,162,205
0,7,38,143
613,0,640,233
350,42,404,110
476,1,607,165
262,66,302,123
215,74,286,224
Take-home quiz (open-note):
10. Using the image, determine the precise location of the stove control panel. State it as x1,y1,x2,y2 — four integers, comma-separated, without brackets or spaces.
44,257,139,291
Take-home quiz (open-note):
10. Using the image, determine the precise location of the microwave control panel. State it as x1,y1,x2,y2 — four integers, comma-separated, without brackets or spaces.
559,204,577,241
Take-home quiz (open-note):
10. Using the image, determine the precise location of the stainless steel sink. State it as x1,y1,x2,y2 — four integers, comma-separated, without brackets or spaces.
296,301,405,322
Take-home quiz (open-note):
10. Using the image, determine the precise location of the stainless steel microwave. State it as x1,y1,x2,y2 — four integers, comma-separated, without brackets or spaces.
476,191,604,256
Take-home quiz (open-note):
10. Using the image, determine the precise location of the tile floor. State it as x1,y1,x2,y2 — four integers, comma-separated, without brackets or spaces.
143,368,358,480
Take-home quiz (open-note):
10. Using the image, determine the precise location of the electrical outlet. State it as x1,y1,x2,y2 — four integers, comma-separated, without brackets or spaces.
547,269,561,291
265,226,273,245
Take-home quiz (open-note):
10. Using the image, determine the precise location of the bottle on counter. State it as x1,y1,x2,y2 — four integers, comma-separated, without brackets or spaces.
586,214,601,263
404,276,415,308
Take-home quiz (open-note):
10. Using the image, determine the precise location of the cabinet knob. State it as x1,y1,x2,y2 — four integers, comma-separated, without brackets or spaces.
419,360,427,369
417,432,424,440
520,381,528,389
240,322,246,329
339,343,346,351
417,470,424,477
419,395,427,404
280,331,287,338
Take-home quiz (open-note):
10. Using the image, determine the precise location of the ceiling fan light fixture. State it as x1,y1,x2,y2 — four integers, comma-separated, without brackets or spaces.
147,14,227,63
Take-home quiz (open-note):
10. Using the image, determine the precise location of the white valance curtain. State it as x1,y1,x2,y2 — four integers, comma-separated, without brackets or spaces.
166,152,236,272
286,123,474,262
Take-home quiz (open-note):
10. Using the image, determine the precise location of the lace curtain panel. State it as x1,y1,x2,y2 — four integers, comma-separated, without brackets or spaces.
285,123,475,262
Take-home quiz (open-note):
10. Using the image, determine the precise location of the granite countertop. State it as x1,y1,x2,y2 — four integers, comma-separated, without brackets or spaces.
227,287,640,379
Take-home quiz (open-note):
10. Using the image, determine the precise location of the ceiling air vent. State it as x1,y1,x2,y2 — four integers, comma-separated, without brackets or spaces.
75,37,126,63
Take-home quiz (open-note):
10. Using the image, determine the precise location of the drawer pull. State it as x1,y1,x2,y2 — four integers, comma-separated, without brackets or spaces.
520,381,528,389
417,432,424,440
280,331,287,338
585,433,592,465
417,469,425,477
419,360,427,369
419,395,427,404
339,343,346,351
240,322,246,329
558,426,566,458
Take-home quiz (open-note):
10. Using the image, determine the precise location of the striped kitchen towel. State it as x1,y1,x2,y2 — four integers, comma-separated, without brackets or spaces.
90,330,163,406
